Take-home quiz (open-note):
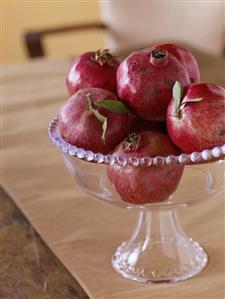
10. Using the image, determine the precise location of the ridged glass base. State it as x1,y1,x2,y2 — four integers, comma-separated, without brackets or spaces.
112,210,208,283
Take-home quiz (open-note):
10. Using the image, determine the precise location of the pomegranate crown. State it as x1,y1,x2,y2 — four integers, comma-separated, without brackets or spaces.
91,49,116,66
123,133,141,152
150,48,168,66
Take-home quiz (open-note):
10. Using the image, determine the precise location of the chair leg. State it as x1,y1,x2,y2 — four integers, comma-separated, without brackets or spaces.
24,32,45,58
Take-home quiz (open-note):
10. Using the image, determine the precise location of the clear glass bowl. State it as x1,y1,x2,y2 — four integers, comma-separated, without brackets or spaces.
49,117,225,284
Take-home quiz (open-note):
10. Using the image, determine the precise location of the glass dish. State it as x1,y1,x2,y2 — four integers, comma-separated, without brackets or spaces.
49,117,225,283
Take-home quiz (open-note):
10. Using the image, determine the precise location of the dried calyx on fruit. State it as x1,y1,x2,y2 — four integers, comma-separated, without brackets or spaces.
150,48,168,66
86,93,129,143
91,49,116,66
172,81,203,119
123,133,141,152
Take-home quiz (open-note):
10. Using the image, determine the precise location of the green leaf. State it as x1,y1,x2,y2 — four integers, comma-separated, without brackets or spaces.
92,110,107,143
180,97,204,110
92,107,106,124
87,93,108,144
101,118,107,143
172,81,183,111
183,97,204,103
96,100,129,114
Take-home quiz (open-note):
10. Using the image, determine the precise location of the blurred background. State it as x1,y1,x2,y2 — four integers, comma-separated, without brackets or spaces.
2,1,104,63
2,0,225,64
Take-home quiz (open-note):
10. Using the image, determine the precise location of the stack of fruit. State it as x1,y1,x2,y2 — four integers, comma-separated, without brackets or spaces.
58,44,225,204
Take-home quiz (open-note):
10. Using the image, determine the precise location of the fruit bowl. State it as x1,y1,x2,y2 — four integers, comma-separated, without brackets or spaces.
49,117,225,283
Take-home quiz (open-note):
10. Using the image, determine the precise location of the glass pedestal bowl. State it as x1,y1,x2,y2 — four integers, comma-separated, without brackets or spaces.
49,117,225,284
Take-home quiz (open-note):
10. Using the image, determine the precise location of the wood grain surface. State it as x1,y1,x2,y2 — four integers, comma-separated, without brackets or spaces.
1,50,225,299
0,188,89,299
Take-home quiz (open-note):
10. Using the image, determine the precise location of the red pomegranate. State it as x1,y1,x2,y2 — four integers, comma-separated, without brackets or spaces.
153,43,200,82
66,49,120,95
117,48,190,121
107,131,184,204
167,82,225,152
58,88,130,154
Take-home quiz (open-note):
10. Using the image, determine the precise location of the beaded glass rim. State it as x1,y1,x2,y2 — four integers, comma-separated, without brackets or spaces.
49,117,225,167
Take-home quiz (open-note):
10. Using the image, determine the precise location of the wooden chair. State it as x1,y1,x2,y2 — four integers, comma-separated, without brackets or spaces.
24,19,225,59
24,22,107,58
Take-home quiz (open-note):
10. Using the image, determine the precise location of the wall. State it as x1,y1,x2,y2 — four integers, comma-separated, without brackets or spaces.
2,0,105,64
100,1,224,57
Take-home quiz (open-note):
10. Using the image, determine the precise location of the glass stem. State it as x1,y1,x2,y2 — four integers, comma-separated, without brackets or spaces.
126,209,185,248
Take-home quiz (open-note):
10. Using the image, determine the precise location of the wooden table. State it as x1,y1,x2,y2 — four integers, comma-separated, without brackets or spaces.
1,49,224,299
0,188,89,299
1,58,90,299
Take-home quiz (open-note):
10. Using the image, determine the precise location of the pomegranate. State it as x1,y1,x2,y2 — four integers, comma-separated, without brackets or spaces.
58,88,130,154
117,48,190,121
153,43,200,82
129,113,166,134
167,82,225,152
66,49,120,95
107,131,184,204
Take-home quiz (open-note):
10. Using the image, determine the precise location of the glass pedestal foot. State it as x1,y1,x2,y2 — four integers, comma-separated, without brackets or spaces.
112,210,208,283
